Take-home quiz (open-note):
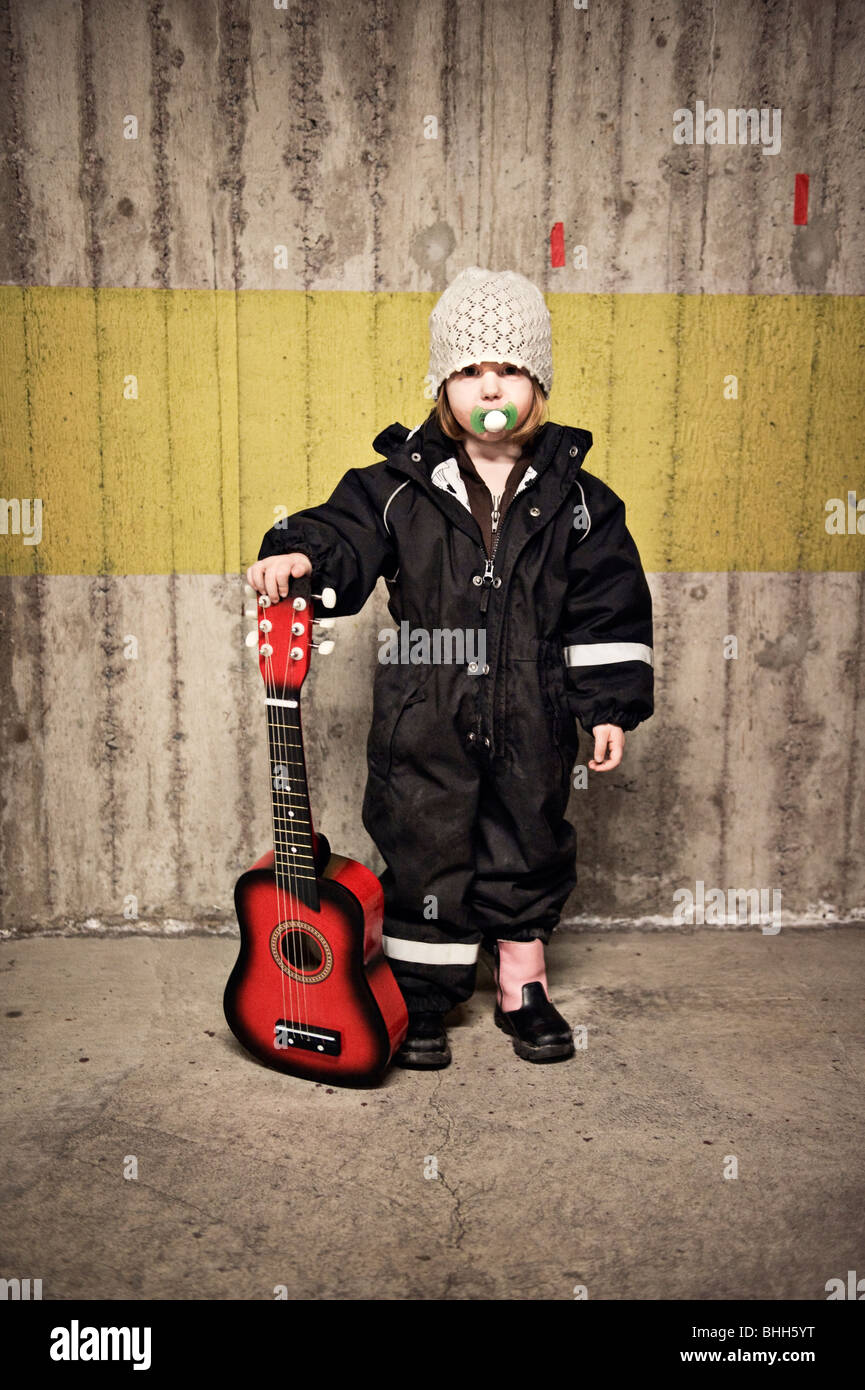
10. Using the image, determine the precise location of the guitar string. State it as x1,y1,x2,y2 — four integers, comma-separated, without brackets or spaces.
270,588,311,1042
285,589,313,1043
280,590,311,1042
267,610,304,1044
261,612,293,1050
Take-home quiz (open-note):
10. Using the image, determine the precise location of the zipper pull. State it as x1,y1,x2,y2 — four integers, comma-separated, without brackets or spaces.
490,493,502,533
479,559,494,613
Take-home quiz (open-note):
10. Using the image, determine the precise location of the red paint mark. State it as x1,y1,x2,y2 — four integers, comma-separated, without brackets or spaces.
550,222,565,267
794,174,809,225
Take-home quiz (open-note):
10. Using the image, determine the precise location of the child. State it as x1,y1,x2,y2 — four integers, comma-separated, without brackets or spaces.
246,266,654,1070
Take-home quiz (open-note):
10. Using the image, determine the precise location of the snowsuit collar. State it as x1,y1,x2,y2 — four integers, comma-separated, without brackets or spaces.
372,410,592,504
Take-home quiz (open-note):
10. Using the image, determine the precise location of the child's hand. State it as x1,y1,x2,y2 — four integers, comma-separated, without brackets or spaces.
245,553,312,603
589,723,624,771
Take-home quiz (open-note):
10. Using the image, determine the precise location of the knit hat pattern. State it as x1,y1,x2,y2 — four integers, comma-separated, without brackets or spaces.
428,266,553,399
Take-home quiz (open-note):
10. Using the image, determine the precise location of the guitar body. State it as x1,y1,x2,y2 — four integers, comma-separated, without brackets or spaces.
223,575,408,1087
224,835,408,1086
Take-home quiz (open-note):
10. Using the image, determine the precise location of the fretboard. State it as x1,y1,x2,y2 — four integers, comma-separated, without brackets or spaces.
265,697,320,912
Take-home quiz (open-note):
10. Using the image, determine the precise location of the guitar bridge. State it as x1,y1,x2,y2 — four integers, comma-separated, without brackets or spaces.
274,1019,341,1056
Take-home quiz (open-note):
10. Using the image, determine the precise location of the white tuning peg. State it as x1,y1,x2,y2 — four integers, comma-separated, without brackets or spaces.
313,587,337,609
313,617,336,629
245,629,259,648
313,639,335,655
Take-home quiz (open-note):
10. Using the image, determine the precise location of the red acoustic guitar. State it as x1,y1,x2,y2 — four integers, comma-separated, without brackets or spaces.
223,574,408,1086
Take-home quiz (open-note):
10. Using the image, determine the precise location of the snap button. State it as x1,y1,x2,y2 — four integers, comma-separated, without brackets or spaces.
481,664,490,675
492,576,502,588
483,736,490,746
471,574,482,586
411,452,422,461
468,661,478,672
569,446,578,457
467,732,476,742
529,506,541,517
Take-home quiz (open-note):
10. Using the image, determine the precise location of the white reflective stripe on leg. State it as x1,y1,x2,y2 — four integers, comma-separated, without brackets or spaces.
382,935,480,966
563,641,653,667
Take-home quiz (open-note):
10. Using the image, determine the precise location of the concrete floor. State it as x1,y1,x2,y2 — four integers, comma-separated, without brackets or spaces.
1,928,862,1301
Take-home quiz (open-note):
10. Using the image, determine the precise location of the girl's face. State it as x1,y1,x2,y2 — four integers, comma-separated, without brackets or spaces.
444,361,535,439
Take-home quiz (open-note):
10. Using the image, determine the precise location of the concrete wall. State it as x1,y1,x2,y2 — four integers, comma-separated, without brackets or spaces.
1,0,863,936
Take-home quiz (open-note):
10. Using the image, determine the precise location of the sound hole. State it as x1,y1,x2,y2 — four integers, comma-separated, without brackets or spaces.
280,928,325,974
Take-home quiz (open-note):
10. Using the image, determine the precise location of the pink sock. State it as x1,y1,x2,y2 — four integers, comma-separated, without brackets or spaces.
496,939,550,1011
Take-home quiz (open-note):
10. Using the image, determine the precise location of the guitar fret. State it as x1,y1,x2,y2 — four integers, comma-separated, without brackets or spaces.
261,679,318,890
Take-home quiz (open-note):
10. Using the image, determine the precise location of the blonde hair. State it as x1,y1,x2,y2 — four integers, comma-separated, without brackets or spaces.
433,374,549,450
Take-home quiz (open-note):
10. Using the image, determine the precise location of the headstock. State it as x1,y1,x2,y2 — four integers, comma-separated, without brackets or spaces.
255,575,337,698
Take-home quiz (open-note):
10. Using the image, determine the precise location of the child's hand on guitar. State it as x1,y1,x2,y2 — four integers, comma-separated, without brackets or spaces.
246,553,312,603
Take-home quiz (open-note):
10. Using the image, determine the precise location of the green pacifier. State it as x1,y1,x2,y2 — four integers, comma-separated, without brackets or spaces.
470,401,519,435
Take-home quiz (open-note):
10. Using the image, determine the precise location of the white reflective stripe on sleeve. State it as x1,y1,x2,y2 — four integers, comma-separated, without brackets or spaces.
563,642,654,667
382,935,480,966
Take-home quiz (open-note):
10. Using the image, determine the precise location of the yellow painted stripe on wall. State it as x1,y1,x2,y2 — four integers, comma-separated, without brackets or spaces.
1,286,863,576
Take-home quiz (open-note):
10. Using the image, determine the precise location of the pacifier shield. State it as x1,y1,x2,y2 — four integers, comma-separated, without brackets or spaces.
469,401,518,434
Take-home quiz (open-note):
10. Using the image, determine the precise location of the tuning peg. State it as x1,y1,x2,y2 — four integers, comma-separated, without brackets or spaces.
313,587,337,609
245,629,259,648
312,639,335,655
312,617,335,629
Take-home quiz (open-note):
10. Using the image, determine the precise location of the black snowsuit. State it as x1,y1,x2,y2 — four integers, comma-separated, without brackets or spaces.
257,411,653,1015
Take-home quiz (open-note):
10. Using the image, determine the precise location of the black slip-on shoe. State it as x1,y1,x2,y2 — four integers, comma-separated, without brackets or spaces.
494,981,575,1063
393,1012,451,1069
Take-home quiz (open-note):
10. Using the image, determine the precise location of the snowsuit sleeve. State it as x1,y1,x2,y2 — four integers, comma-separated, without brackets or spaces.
560,477,654,735
257,466,396,618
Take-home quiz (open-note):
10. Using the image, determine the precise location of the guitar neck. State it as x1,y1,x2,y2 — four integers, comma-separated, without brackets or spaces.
265,695,319,906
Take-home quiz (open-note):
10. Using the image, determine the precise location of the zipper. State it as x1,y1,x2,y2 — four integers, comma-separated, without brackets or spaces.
479,491,505,614
473,475,538,749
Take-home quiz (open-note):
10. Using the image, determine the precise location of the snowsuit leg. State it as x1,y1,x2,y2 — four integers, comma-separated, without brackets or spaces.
362,735,578,1017
361,740,485,1016
469,748,577,949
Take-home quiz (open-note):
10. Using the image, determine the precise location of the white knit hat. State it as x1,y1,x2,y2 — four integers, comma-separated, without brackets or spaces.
428,266,553,400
